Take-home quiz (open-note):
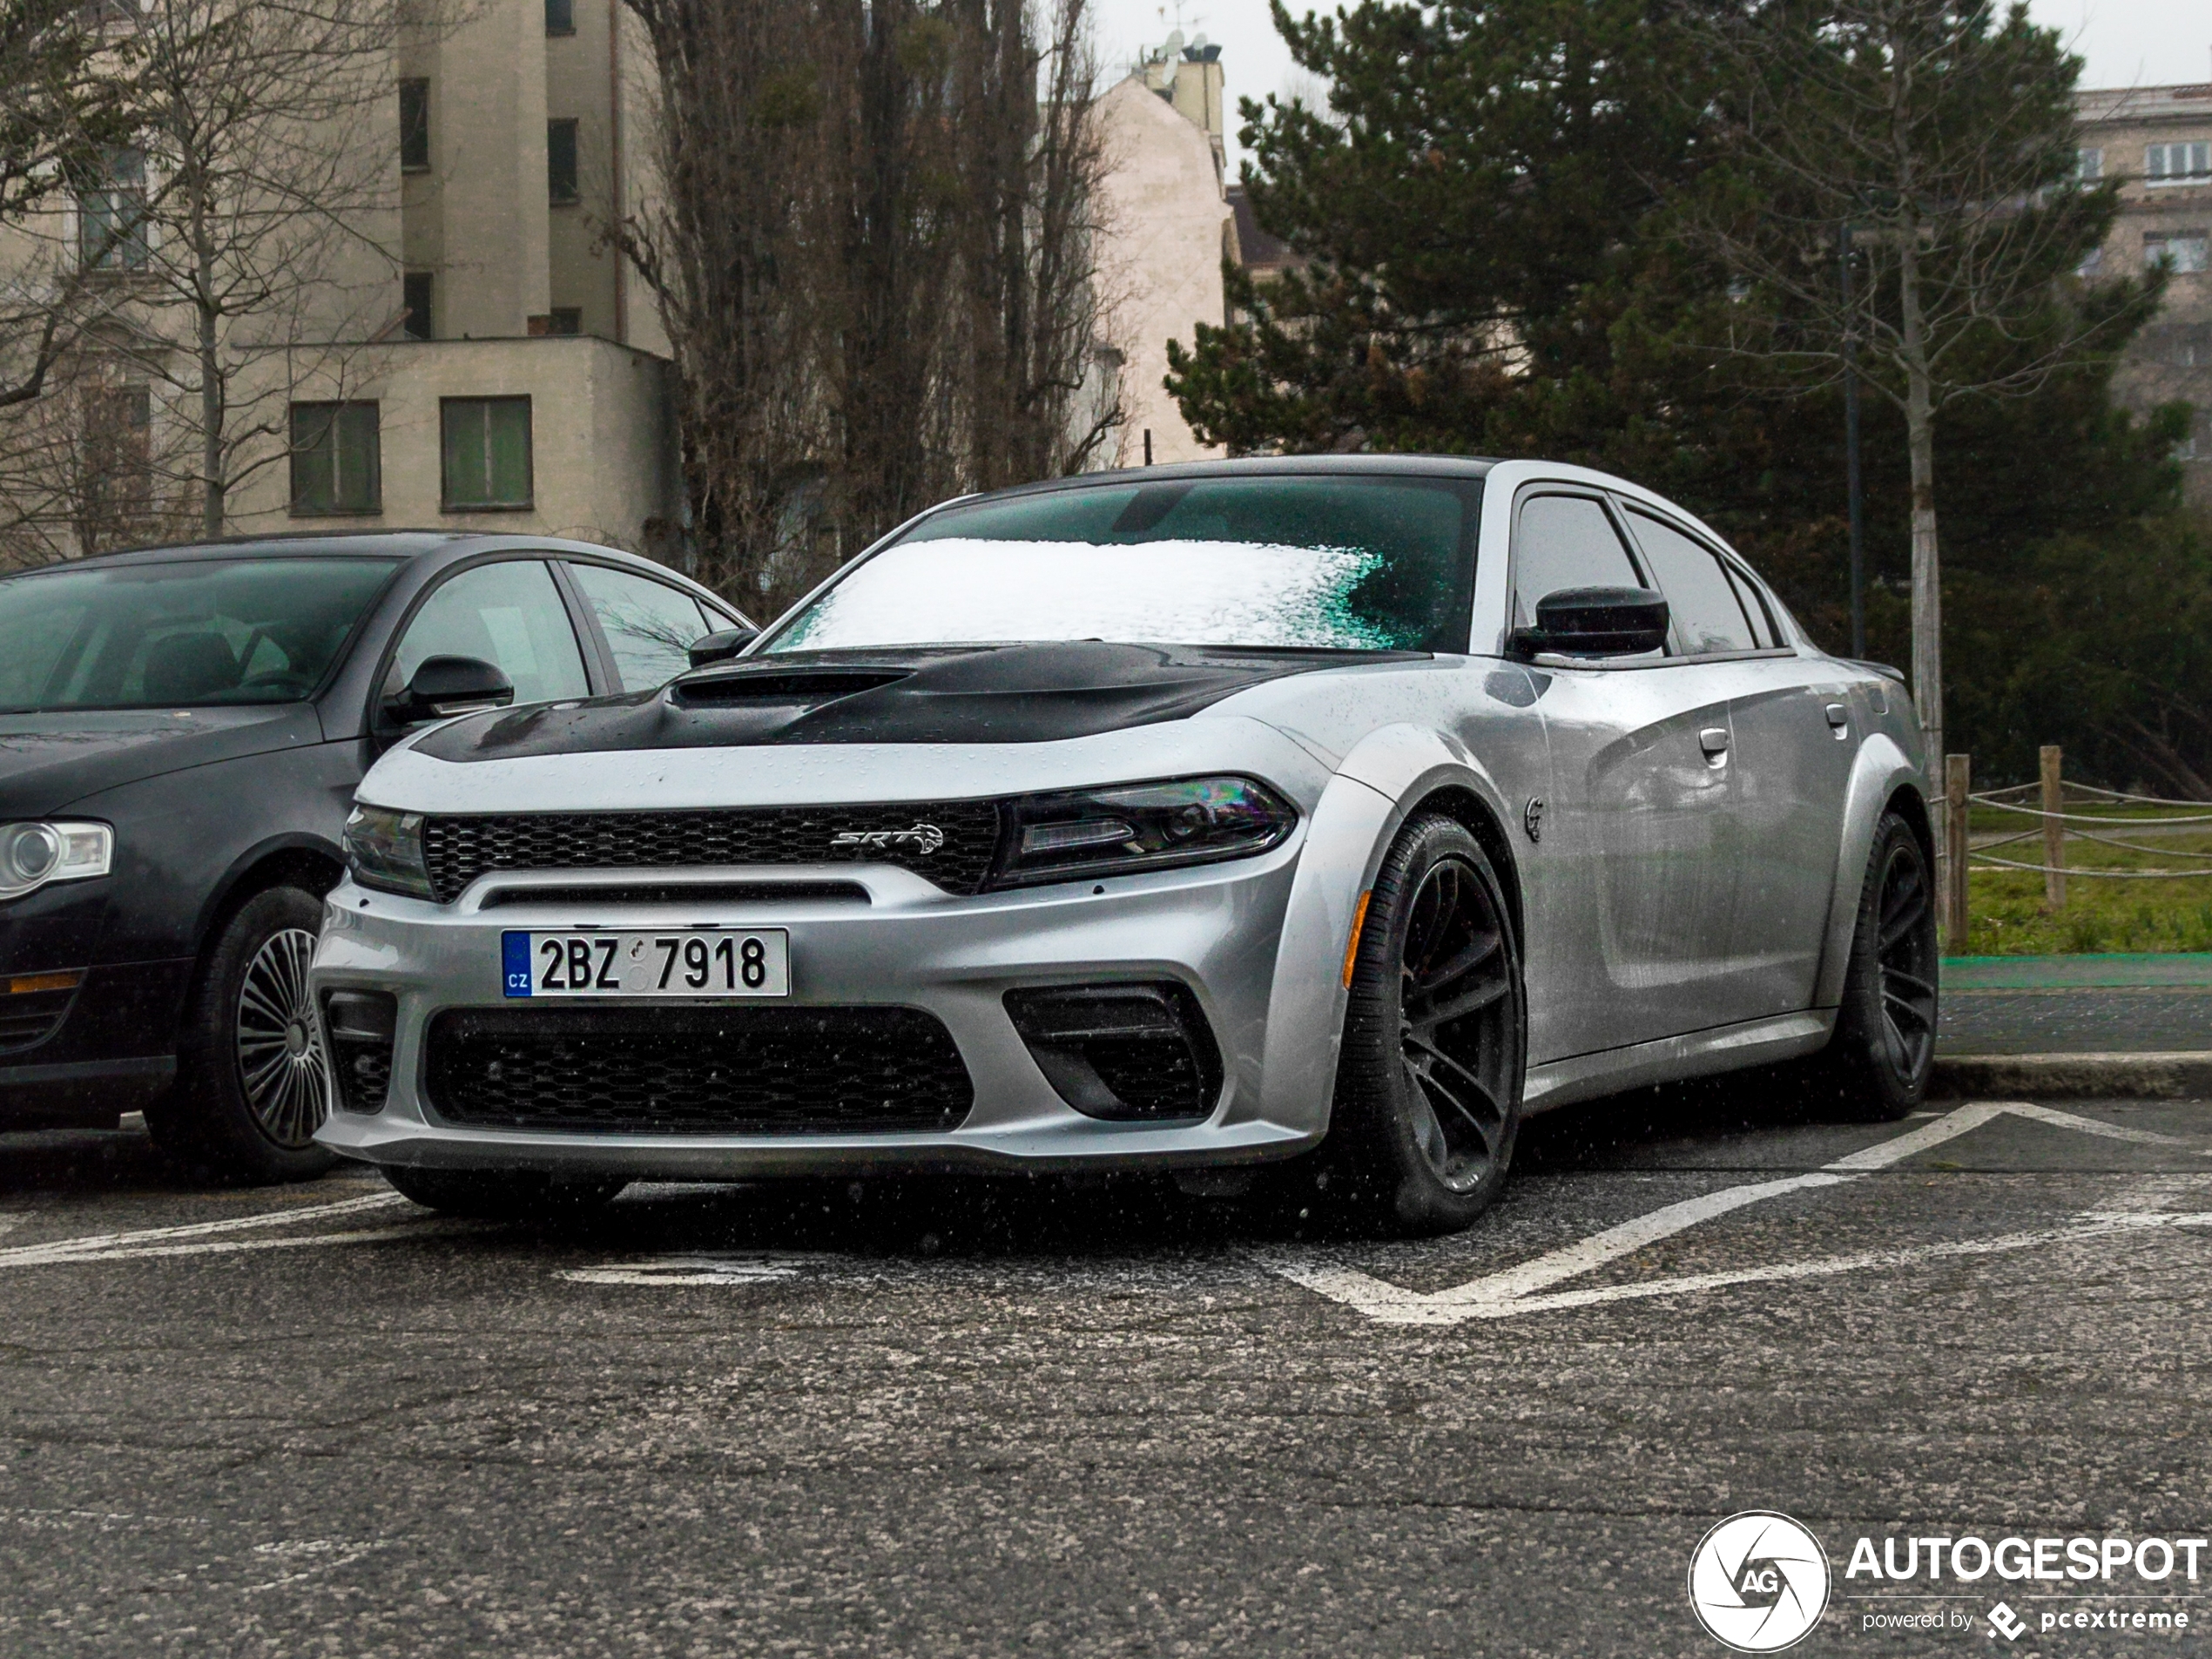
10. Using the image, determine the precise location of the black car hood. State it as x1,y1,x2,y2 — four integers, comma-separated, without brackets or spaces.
0,705,326,816
415,642,1426,761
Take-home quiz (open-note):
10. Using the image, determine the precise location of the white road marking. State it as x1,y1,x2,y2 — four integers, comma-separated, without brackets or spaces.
559,1252,826,1286
0,1190,411,1270
1262,1103,2211,1326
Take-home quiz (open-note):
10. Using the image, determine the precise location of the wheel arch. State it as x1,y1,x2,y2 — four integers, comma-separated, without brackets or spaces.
192,835,347,965
1811,735,1930,1008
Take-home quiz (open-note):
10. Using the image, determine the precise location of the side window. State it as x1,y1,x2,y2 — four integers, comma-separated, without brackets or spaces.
1722,563,1781,649
1512,494,1642,630
569,563,716,691
388,560,589,708
1624,509,1756,656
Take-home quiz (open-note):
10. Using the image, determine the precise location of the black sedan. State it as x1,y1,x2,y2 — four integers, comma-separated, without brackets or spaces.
0,531,749,1181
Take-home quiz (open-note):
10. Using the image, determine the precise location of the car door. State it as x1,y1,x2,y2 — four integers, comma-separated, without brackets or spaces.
1619,505,1854,1016
1511,488,1745,1060
380,558,592,727
563,560,730,692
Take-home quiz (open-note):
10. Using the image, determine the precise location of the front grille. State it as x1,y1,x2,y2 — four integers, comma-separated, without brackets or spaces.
0,987,75,1053
421,802,1002,903
424,1006,973,1135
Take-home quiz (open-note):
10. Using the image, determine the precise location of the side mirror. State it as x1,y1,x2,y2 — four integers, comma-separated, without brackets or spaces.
688,628,758,670
385,655,515,725
1512,587,1670,658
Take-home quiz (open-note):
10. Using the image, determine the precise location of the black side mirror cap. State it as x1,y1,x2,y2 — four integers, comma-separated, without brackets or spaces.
1511,586,1670,658
384,654,516,725
688,628,759,670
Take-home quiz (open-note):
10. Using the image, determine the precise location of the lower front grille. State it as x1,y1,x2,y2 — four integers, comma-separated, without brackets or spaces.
0,987,75,1053
424,1005,974,1135
1003,982,1223,1121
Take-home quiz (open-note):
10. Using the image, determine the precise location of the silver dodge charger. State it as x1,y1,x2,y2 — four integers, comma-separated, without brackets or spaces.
310,456,1938,1234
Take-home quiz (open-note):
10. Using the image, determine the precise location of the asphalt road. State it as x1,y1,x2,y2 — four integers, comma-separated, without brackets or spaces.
1,1084,2208,1657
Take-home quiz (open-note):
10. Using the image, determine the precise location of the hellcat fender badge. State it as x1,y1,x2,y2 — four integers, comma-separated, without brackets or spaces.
1523,798,1544,843
830,824,946,854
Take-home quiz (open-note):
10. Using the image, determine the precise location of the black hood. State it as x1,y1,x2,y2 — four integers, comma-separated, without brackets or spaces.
0,705,325,816
415,642,1426,762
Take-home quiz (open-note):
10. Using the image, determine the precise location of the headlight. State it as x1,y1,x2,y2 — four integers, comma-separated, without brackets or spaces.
989,776,1297,889
0,820,112,900
343,803,433,900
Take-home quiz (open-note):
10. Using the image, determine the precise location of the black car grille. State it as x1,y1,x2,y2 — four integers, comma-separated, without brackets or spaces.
421,803,1003,903
0,987,75,1054
1002,983,1224,1121
423,1006,974,1135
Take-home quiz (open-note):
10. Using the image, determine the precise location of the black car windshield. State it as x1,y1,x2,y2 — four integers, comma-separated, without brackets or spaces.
765,475,1481,653
0,556,398,711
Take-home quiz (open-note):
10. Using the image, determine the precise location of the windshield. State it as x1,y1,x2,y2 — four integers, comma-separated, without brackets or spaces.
0,556,398,712
766,475,1481,654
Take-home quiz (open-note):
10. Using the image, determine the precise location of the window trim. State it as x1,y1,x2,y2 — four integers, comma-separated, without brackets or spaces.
1616,499,1799,659
78,146,149,273
399,78,432,174
2144,231,2211,274
438,395,535,513
558,552,747,689
287,399,383,517
1506,485,1676,671
2144,140,2212,187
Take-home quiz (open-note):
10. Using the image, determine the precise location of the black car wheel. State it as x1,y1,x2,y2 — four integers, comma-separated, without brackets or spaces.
1325,814,1526,1236
149,886,340,1184
1810,809,1939,1120
382,1165,629,1221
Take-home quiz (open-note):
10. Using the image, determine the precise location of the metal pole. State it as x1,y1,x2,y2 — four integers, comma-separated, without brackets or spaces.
1840,219,1865,661
1945,753,1971,949
2040,744,2067,912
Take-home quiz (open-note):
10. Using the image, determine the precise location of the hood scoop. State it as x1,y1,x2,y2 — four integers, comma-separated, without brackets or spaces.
671,667,913,708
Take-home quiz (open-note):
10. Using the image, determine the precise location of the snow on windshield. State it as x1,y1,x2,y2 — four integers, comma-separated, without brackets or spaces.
771,537,1406,652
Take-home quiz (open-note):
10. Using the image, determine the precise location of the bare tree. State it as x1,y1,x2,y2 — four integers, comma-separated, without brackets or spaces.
619,0,1118,612
1685,0,2152,779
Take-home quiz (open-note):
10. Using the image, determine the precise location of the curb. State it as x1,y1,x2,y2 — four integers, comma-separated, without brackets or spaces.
1932,1052,2212,1100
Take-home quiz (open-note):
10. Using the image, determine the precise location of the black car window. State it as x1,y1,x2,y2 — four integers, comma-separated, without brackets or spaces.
388,560,589,706
1723,562,1782,649
1511,495,1642,631
767,475,1480,653
0,556,396,711
568,563,715,691
1623,509,1757,656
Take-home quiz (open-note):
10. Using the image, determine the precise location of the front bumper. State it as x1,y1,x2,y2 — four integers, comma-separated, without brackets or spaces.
309,825,1365,1179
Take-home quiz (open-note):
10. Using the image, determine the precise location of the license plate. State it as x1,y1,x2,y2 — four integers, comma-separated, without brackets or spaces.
502,930,790,998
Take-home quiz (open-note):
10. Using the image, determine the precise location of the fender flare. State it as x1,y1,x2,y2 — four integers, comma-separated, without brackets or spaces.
1811,733,1928,1008
1249,725,1520,1137
192,831,347,959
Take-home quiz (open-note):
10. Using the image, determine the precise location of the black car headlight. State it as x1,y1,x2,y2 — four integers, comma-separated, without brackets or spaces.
0,820,111,900
989,776,1297,889
344,803,433,900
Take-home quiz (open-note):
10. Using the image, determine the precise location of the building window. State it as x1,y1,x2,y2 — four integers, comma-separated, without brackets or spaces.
2077,147,2102,181
78,148,147,271
441,396,532,511
2077,244,2104,278
544,0,573,33
290,401,381,516
402,271,433,341
547,118,579,205
2145,232,2210,274
547,307,582,335
399,78,430,172
2146,141,2212,185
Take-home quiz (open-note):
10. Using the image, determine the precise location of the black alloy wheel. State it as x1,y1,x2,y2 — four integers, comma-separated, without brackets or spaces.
1811,809,1939,1120
1324,814,1526,1235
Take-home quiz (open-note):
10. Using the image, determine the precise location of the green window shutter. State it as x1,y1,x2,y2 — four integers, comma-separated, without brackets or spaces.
334,402,381,512
290,404,336,514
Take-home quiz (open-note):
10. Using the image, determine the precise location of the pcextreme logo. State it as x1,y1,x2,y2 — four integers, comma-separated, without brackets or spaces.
1689,1512,1833,1652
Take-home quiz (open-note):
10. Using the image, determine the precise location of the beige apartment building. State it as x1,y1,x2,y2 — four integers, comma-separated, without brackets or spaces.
1,5,1241,566
2078,81,2212,507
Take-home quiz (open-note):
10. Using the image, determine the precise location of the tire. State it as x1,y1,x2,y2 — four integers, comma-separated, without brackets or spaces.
1323,814,1527,1236
382,1165,629,1221
147,886,340,1184
1809,809,1939,1120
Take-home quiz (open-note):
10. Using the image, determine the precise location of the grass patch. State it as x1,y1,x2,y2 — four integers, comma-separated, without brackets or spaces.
1964,826,2212,954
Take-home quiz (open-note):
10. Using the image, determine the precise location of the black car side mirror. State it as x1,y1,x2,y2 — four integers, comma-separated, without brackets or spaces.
1511,587,1670,658
385,655,516,725
688,628,759,670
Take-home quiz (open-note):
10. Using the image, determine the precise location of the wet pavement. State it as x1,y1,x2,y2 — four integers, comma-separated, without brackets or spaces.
1,1082,2209,1656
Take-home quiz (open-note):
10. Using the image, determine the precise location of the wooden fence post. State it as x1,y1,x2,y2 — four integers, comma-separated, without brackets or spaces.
2040,744,2066,911
1945,753,1971,948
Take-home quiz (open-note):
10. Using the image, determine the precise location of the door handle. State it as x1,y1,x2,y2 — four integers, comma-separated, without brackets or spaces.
1824,702,1849,730
1699,726,1730,757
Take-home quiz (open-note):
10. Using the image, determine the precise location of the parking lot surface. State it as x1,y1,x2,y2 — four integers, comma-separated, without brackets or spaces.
1,1086,2207,1656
